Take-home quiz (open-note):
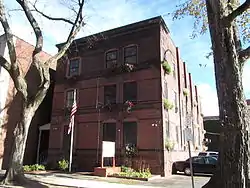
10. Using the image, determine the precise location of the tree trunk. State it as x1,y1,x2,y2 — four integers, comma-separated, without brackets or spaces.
1,105,35,185
203,1,250,188
1,94,47,185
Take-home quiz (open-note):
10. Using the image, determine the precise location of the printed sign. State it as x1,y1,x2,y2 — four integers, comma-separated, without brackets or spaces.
102,141,115,157
184,127,193,141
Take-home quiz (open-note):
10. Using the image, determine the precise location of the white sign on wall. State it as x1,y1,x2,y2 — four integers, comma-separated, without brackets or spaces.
184,127,193,142
102,141,115,157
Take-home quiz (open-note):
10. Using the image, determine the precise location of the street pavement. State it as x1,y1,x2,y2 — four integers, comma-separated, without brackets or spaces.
25,173,210,188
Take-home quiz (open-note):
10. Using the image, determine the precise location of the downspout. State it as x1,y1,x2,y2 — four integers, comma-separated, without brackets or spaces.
176,47,183,149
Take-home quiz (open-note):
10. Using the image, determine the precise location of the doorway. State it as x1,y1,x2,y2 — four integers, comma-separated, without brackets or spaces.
102,123,116,166
36,124,50,165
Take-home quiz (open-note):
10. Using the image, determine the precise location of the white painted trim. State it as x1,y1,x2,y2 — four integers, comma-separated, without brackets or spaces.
39,123,51,130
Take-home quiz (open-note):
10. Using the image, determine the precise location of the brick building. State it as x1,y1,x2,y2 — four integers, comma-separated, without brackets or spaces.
0,35,54,168
48,16,204,176
204,99,250,152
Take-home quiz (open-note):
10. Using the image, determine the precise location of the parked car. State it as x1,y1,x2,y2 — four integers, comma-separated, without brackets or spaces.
172,156,217,175
198,151,219,158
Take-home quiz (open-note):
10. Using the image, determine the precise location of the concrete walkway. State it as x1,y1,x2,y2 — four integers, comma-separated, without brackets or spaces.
0,170,210,188
26,173,210,188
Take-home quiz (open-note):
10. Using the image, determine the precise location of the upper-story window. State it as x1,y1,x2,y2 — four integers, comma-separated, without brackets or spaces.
66,89,77,108
106,50,118,68
68,58,80,77
124,45,137,64
163,80,168,98
104,85,117,105
172,62,176,79
173,90,178,113
123,82,137,102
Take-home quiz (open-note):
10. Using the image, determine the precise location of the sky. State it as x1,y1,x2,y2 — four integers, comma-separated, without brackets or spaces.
3,0,250,117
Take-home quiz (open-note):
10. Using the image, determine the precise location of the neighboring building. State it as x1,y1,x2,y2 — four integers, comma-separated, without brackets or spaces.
48,16,204,176
203,116,220,151
0,35,54,168
203,99,250,152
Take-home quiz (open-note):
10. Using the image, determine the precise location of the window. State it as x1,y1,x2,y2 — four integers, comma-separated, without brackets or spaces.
103,123,116,142
172,62,176,78
106,50,118,68
66,89,76,108
173,91,178,113
163,81,168,98
124,45,137,64
68,58,80,77
104,85,116,105
123,82,137,102
176,126,179,145
123,122,137,147
190,157,204,164
166,121,170,138
204,157,217,165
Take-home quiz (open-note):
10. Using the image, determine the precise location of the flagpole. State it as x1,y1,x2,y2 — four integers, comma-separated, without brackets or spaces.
69,90,76,173
69,115,74,173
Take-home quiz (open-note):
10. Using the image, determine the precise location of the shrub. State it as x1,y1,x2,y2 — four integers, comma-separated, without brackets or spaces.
23,164,45,172
165,139,175,151
23,165,31,172
163,98,174,110
121,166,134,173
162,61,172,74
116,167,152,178
183,88,189,96
58,159,69,171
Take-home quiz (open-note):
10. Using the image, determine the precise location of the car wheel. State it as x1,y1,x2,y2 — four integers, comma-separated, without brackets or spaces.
172,164,177,174
184,167,191,176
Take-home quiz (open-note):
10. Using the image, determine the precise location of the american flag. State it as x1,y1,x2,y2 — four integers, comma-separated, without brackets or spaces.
67,99,77,134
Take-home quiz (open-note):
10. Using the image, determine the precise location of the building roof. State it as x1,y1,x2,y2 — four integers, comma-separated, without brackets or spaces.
56,16,170,49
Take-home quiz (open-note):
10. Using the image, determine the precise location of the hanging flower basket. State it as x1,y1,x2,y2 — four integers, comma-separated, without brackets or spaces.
120,63,135,73
162,60,171,75
183,88,189,96
163,98,174,110
124,100,135,113
165,139,175,151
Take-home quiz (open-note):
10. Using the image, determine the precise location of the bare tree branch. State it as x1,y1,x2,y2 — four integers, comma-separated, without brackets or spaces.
0,0,28,100
16,0,43,56
0,56,11,71
224,0,250,25
16,0,46,91
0,3,17,64
239,45,250,63
47,0,85,64
31,4,74,25
28,65,50,108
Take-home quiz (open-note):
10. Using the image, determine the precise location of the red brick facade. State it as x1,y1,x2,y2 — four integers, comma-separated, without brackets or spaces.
48,16,204,176
0,35,53,168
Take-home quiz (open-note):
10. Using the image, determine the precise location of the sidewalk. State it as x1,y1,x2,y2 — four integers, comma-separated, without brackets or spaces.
27,174,156,188
0,170,210,188
26,173,209,188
